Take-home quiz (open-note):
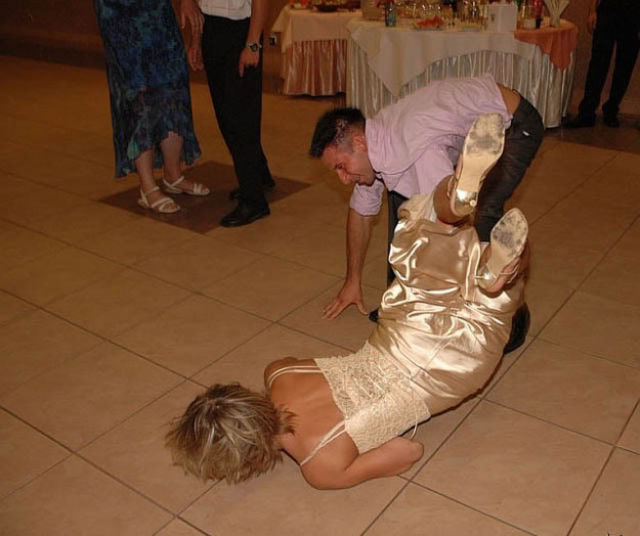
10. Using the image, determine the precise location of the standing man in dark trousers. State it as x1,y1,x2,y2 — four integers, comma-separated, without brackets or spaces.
180,0,274,226
565,0,639,128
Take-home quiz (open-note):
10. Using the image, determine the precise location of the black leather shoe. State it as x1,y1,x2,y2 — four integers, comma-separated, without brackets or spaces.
503,303,530,354
563,115,595,128
603,114,620,128
220,201,270,227
368,308,379,323
229,180,276,201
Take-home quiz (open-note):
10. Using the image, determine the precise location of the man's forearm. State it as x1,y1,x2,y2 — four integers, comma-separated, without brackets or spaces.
247,0,268,44
345,208,374,285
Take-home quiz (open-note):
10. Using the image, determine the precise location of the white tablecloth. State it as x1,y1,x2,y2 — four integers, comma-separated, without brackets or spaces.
272,6,362,95
346,18,576,127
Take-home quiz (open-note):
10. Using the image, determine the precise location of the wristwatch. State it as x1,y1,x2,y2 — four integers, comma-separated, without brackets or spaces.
246,42,262,52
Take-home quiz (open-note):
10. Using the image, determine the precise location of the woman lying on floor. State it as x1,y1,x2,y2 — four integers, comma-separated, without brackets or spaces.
166,114,529,489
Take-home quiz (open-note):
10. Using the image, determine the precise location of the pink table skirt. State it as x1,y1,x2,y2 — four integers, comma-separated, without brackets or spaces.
280,39,347,96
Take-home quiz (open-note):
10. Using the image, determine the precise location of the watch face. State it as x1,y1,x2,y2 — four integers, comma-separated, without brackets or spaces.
248,43,259,52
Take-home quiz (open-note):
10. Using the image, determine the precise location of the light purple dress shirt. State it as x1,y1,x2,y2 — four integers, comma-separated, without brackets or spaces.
350,74,512,216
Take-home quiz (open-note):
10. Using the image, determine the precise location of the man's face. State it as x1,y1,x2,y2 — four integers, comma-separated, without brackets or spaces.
321,135,376,187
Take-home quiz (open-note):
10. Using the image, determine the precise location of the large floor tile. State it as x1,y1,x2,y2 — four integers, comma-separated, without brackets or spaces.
541,291,640,368
203,256,339,321
569,449,640,536
415,402,611,536
0,224,65,271
0,246,122,305
0,310,102,396
77,217,196,266
488,340,640,442
0,290,34,326
1,342,181,449
181,457,404,536
522,277,574,336
47,268,190,338
0,456,171,536
134,234,261,291
580,250,640,307
0,409,69,498
618,404,640,454
80,381,212,513
114,295,270,377
193,324,349,390
156,520,205,536
27,201,140,244
2,186,89,227
280,282,382,351
367,483,529,536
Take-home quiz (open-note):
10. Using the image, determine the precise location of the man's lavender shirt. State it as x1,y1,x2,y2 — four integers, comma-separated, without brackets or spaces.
350,74,512,216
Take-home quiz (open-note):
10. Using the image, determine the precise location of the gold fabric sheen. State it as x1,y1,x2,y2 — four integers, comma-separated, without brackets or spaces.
318,194,523,454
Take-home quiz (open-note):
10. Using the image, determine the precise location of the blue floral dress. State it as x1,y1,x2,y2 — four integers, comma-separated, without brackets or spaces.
94,0,201,177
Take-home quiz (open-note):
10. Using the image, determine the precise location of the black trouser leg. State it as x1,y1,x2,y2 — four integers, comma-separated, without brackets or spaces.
202,15,270,208
602,30,640,117
579,22,616,118
474,96,544,242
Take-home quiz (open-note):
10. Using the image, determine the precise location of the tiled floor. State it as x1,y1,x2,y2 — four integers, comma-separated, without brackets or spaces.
1,54,640,536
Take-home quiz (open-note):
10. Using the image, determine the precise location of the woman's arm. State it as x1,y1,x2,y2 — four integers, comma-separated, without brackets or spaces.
301,437,424,490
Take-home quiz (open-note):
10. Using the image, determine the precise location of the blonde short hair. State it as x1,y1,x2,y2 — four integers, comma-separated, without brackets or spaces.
166,383,292,484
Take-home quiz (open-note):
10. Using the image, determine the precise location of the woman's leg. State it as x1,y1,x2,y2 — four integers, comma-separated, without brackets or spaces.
135,149,179,212
160,131,209,194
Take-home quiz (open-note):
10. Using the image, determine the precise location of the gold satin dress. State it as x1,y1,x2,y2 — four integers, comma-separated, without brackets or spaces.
315,194,524,454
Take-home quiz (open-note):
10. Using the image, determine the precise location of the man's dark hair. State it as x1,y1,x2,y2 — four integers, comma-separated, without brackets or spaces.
309,107,366,158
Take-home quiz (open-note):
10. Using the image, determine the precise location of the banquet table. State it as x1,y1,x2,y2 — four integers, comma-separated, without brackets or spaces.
346,18,578,127
271,5,362,96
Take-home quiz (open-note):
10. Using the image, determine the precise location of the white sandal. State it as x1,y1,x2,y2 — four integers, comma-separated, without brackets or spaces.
138,186,180,214
476,208,528,291
163,175,210,196
450,113,506,217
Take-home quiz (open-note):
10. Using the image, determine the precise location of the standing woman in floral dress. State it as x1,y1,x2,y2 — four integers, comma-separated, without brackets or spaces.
94,0,209,213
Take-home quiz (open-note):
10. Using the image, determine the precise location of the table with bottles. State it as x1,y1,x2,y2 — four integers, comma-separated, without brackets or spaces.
346,6,578,127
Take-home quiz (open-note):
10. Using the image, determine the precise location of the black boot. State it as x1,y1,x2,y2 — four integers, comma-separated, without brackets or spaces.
503,303,530,354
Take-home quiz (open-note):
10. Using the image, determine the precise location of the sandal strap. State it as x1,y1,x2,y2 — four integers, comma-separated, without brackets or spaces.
164,176,185,189
149,196,175,210
140,185,160,200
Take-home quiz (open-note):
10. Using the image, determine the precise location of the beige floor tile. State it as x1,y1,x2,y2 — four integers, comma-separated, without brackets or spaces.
488,340,640,442
541,291,640,369
156,520,205,536
114,295,270,377
280,282,382,351
181,457,404,536
27,201,140,244
80,382,212,512
0,172,48,203
527,240,604,289
77,217,196,266
618,405,640,454
0,409,69,498
569,449,640,536
0,246,122,305
415,402,611,536
577,168,640,210
271,226,353,278
206,210,328,255
0,310,101,396
403,397,479,479
367,483,529,536
523,277,574,336
580,251,640,307
361,252,388,290
0,456,171,536
0,290,34,326
484,334,533,393
47,268,190,338
0,224,65,271
134,235,262,291
193,324,349,390
203,256,339,321
596,150,640,175
3,186,89,227
609,218,640,261
1,342,181,449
